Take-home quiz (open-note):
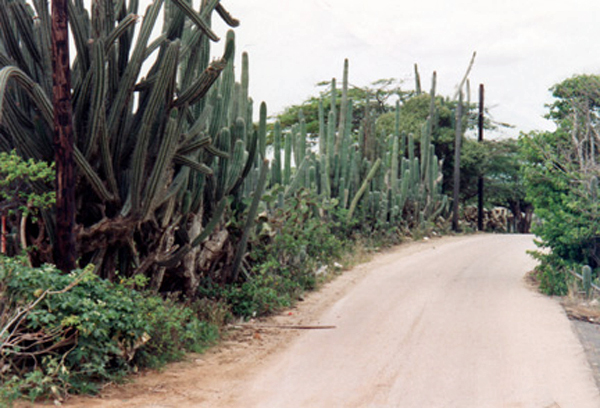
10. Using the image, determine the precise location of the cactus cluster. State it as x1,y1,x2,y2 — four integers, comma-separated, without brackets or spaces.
0,0,271,293
1,1,453,295
271,59,448,234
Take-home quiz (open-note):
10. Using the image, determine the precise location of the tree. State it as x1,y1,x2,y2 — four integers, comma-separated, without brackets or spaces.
520,74,600,294
461,139,532,232
277,78,411,139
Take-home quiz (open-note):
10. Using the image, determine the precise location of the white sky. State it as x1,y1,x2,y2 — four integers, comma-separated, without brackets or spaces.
208,0,600,138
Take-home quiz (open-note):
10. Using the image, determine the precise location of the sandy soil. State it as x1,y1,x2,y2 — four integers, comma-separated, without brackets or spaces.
34,234,600,407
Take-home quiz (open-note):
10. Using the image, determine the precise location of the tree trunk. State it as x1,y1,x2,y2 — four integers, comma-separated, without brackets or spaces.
51,0,77,272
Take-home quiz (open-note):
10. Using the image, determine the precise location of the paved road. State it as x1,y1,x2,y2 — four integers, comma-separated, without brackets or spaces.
232,234,600,407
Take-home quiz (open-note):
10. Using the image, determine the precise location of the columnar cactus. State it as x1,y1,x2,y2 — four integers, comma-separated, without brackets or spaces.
0,0,277,290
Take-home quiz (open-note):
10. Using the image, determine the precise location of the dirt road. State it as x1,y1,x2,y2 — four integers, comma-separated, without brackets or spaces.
63,234,600,408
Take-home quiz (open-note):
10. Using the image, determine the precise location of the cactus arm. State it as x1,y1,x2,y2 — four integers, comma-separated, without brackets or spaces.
327,110,336,177
226,139,245,192
104,14,139,54
178,135,213,156
347,158,381,222
336,59,349,153
284,129,292,184
169,0,219,41
229,126,258,197
156,167,190,208
240,52,249,121
215,3,240,27
141,112,182,219
230,158,269,282
67,0,91,72
12,0,43,69
0,0,29,74
174,30,234,107
0,66,53,127
414,63,422,95
258,102,267,159
129,40,180,214
272,120,283,185
284,157,309,198
107,0,165,137
173,154,213,174
319,96,326,156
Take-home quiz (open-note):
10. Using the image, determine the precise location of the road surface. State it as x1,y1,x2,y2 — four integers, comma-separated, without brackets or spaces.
231,234,600,407
63,234,600,408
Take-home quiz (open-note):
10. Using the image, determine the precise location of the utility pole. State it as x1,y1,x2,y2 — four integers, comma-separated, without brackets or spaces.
477,84,485,231
452,91,463,232
52,0,77,272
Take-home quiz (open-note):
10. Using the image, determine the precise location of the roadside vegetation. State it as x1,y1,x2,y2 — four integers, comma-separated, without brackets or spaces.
520,75,600,295
1,0,595,405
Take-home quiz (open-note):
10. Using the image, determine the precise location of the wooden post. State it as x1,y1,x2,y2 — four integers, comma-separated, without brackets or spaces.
477,84,485,231
452,91,463,232
52,0,77,272
1,213,6,254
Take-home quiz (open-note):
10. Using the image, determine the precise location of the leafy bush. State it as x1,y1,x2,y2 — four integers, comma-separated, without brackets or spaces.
0,150,55,216
519,75,600,294
530,251,569,296
0,257,220,404
134,296,220,368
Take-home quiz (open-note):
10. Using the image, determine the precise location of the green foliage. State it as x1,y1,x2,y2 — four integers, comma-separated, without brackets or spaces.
199,190,344,318
259,190,344,266
520,74,600,294
529,250,569,296
547,74,600,126
277,78,409,138
521,130,600,268
134,297,220,368
0,150,55,216
216,274,296,318
0,257,220,402
376,93,454,143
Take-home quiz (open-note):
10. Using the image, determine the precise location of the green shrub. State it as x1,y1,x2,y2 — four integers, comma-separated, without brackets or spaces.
134,297,220,368
0,150,55,217
530,251,569,296
0,257,220,404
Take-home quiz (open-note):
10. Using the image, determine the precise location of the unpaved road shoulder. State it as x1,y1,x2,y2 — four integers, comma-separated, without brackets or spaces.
59,234,600,407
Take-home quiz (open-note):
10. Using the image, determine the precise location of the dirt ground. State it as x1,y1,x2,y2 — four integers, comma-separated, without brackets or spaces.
20,234,600,407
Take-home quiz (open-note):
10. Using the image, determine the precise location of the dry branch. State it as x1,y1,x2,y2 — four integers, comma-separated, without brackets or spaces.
234,324,337,330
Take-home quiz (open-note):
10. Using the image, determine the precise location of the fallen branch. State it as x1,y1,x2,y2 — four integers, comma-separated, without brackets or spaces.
0,265,92,353
234,324,336,330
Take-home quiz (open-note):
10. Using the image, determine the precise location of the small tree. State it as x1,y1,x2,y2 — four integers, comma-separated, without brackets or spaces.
520,74,600,294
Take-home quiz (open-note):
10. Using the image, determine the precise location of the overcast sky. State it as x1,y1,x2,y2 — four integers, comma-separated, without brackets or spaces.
210,0,600,138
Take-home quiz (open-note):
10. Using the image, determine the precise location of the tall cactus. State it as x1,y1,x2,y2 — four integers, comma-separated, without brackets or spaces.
271,120,283,186
0,0,270,289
